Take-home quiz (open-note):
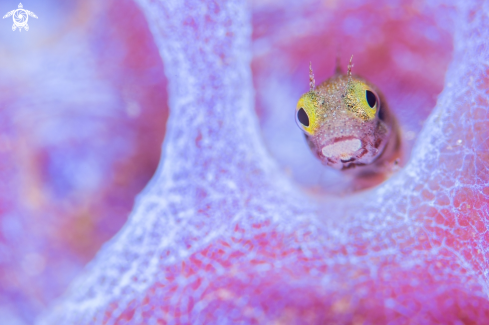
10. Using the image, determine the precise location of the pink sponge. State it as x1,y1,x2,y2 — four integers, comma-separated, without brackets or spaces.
39,0,489,324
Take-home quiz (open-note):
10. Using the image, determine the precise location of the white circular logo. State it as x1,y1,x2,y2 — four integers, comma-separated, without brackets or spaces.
14,9,28,27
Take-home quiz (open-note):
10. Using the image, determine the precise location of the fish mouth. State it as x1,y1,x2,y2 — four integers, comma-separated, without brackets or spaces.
321,137,363,162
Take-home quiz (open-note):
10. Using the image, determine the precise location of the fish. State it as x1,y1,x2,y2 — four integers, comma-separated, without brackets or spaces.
295,57,401,175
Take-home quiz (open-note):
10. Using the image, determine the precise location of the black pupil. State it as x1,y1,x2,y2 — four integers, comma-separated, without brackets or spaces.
297,108,309,127
366,90,377,108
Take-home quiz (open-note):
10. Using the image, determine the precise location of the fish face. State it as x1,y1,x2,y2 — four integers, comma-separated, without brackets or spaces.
296,74,398,173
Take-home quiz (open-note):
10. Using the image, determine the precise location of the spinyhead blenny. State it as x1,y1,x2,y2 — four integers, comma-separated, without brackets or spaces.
295,57,401,175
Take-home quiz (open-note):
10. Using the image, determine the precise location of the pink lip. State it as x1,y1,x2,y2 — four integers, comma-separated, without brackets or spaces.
328,136,363,146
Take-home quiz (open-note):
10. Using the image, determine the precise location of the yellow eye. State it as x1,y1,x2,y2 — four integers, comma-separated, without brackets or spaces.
344,81,379,120
296,92,318,135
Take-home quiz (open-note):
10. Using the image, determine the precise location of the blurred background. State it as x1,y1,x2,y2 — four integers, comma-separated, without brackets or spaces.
0,0,453,323
0,1,168,323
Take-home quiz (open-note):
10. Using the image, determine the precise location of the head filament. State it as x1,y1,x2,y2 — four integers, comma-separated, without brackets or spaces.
309,62,315,92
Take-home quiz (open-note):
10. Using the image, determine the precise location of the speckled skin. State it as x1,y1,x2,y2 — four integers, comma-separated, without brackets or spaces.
296,73,401,174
